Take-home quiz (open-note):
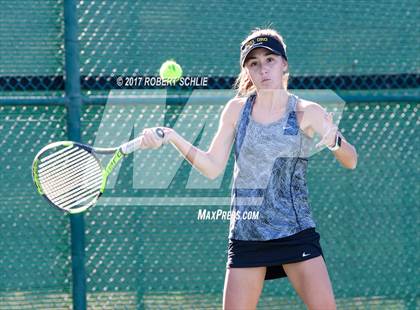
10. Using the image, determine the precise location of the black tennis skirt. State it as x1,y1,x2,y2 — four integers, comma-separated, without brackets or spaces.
227,227,324,280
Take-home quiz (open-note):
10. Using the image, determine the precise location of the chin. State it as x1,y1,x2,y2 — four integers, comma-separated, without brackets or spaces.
259,84,280,91
259,81,273,88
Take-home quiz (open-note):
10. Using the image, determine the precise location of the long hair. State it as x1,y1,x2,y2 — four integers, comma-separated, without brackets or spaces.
234,28,289,97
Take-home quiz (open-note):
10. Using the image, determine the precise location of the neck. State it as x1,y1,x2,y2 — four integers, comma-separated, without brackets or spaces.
254,88,289,111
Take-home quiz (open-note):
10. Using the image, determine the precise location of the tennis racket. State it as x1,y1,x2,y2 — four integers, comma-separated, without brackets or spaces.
32,128,165,214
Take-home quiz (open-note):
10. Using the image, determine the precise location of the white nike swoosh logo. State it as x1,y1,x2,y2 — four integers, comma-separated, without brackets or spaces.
302,252,311,257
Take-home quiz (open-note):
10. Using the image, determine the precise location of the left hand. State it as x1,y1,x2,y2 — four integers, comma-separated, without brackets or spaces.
315,112,338,148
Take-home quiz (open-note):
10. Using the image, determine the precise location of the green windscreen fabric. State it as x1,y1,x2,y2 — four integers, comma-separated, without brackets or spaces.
0,0,63,76
77,0,419,76
0,0,64,98
0,105,72,308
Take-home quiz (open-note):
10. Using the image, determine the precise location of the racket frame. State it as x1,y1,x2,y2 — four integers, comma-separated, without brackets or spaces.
32,141,123,214
32,127,164,214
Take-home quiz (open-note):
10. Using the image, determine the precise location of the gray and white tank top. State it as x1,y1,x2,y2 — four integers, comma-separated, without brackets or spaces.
229,93,316,241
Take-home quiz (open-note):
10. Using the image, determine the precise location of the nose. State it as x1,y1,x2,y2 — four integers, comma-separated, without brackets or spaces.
259,63,269,76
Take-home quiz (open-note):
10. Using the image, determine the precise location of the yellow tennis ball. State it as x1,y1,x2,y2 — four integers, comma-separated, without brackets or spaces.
159,60,183,83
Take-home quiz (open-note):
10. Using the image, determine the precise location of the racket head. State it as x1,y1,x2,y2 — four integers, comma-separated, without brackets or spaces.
32,141,104,214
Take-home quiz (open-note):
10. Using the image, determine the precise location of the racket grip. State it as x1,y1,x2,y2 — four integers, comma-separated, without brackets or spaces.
120,136,143,155
120,128,165,155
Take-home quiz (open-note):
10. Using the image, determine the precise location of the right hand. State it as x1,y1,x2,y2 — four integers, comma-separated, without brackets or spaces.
139,127,172,149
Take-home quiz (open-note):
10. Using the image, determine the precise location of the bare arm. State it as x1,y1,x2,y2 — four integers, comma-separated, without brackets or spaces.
164,98,242,179
327,130,358,169
300,101,358,169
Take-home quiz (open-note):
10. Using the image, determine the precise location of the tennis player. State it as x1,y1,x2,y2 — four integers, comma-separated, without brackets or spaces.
140,28,357,310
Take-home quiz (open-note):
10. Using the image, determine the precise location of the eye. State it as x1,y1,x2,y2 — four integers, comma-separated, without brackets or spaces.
267,57,274,63
249,61,257,67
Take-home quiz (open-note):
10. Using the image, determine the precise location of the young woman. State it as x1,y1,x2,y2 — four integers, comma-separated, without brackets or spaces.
139,28,357,310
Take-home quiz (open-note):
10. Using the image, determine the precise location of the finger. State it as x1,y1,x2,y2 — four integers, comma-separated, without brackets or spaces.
144,129,153,138
323,111,332,123
329,124,338,137
139,136,148,149
328,112,333,120
147,137,157,147
322,117,331,131
322,124,332,138
143,136,154,148
151,130,164,144
148,134,162,148
139,129,163,149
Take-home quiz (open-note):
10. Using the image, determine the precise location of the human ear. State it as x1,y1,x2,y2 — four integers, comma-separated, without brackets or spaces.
282,58,289,73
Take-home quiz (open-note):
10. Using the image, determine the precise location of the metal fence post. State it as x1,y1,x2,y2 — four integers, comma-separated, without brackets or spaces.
64,0,86,309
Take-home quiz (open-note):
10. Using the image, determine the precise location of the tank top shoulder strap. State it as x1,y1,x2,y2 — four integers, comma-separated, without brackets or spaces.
288,93,299,112
284,93,300,136
234,94,256,159
243,93,256,118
